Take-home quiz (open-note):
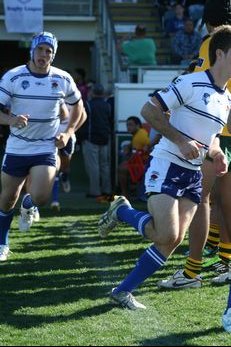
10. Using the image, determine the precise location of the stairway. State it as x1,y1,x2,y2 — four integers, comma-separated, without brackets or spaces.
108,0,171,65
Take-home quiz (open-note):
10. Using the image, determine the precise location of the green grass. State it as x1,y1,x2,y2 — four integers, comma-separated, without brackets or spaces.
0,196,230,346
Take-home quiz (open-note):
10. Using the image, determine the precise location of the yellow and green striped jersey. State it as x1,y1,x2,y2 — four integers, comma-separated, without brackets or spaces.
195,36,231,136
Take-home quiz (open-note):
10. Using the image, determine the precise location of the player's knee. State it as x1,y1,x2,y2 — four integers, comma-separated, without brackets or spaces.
31,194,49,206
163,233,181,248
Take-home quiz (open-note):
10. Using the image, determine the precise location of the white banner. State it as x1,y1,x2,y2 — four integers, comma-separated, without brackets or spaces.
4,0,43,33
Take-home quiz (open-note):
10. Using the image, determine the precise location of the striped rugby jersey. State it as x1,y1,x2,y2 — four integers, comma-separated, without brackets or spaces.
0,64,81,155
152,69,231,170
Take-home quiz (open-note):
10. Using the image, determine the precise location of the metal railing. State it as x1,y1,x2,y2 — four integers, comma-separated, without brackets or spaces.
0,0,94,17
98,0,128,85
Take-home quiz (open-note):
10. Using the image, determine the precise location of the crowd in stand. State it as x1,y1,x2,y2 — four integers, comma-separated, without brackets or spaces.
118,1,205,74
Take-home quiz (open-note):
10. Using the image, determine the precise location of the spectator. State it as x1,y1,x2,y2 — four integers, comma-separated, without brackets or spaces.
121,24,157,82
75,68,90,102
171,17,201,65
81,83,113,200
183,0,205,24
154,0,177,28
164,3,187,37
117,116,150,198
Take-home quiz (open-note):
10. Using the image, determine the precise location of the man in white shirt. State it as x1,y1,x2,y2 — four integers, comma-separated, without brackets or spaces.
98,25,231,311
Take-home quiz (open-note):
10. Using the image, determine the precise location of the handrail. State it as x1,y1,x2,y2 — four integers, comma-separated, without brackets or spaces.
99,0,129,84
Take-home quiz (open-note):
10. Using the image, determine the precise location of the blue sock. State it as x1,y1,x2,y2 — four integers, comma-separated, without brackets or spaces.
117,205,152,236
52,176,59,202
114,245,166,293
225,285,231,313
0,209,14,245
22,194,34,209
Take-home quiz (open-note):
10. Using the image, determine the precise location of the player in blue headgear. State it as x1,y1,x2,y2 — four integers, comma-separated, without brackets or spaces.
0,30,86,259
30,31,58,65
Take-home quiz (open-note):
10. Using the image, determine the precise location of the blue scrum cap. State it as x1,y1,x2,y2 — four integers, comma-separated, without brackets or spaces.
30,31,58,61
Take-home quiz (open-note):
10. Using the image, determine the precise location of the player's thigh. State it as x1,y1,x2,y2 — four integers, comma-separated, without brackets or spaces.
0,172,26,210
216,172,231,216
200,158,216,200
29,165,57,200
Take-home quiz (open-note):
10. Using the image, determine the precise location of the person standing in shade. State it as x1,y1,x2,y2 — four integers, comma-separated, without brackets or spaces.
81,83,112,200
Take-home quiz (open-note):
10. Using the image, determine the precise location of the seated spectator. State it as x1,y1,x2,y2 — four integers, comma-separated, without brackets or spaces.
117,116,151,198
154,0,177,28
164,3,187,37
171,17,201,65
183,0,205,24
121,24,157,82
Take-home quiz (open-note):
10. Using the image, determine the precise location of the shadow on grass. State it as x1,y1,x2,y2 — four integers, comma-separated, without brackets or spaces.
139,327,224,346
0,301,115,330
0,210,152,329
0,207,193,332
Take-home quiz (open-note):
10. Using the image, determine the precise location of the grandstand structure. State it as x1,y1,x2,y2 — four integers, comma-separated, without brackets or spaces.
0,0,182,89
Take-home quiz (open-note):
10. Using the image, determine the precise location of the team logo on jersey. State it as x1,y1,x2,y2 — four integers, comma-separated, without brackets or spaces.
202,93,210,105
150,171,159,181
35,82,45,86
21,80,30,90
51,81,59,89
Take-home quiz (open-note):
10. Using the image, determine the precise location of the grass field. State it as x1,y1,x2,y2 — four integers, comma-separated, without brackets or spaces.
0,155,230,346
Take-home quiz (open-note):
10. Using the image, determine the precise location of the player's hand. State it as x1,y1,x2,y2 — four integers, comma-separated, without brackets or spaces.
55,132,69,149
213,152,228,177
10,115,29,129
178,140,203,160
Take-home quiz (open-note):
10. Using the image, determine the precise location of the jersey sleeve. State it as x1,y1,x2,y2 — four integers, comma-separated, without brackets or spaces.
0,71,13,106
154,75,194,112
64,73,82,105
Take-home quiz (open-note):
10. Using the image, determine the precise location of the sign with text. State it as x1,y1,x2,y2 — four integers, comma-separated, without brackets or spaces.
4,0,43,33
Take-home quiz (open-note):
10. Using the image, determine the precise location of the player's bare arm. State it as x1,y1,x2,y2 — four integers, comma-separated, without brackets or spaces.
141,96,201,160
55,99,86,149
208,136,228,176
0,108,28,129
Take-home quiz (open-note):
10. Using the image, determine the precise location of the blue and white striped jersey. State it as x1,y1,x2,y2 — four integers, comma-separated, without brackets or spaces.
152,70,231,169
0,64,81,155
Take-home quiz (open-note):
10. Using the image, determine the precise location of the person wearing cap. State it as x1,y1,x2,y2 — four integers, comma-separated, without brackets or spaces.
155,0,231,333
0,31,86,261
